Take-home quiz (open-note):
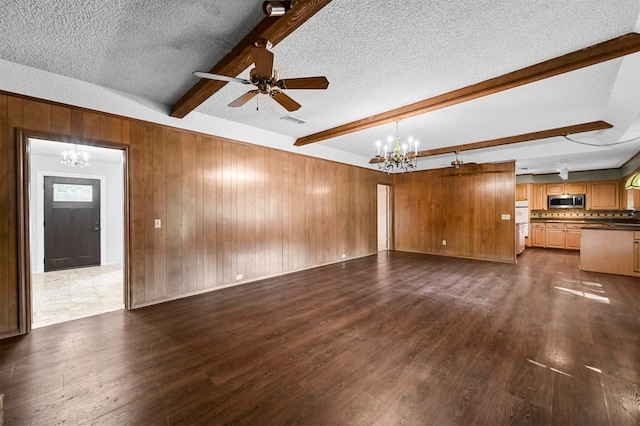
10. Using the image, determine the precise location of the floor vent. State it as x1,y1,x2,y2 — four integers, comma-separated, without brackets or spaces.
280,115,305,124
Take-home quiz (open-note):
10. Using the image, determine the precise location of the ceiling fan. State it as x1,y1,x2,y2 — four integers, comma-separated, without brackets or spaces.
450,151,475,169
194,39,329,112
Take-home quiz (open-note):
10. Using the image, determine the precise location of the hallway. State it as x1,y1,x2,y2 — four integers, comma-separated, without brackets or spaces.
31,264,124,329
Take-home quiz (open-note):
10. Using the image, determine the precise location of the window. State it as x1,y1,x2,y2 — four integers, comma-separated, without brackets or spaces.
52,183,93,202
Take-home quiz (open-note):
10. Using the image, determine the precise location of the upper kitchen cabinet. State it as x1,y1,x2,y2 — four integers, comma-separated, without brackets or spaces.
532,184,546,210
625,188,640,210
587,180,620,210
516,184,530,201
546,182,587,195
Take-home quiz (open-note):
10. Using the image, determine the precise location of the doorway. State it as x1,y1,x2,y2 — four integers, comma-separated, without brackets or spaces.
44,176,101,271
377,184,391,251
24,137,128,330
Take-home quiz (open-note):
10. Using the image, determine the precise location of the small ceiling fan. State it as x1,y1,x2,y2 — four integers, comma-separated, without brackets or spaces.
450,151,474,169
194,39,329,112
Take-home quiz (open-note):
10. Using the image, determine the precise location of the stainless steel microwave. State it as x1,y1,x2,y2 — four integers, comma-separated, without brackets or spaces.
548,194,585,209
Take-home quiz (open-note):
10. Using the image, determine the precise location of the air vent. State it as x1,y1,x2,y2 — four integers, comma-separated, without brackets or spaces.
280,115,306,124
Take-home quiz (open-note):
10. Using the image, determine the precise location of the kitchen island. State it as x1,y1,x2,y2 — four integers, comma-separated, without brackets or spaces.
580,225,640,277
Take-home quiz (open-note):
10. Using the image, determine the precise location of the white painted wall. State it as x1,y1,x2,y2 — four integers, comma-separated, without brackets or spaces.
29,150,124,273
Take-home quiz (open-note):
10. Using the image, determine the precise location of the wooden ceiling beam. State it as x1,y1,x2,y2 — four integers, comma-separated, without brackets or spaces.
368,120,613,164
171,0,332,119
297,33,640,146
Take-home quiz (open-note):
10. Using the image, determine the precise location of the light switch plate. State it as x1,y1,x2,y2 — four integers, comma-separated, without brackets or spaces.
154,219,161,228
501,214,511,220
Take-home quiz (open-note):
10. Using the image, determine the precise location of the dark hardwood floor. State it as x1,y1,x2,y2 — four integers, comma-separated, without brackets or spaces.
1,249,639,425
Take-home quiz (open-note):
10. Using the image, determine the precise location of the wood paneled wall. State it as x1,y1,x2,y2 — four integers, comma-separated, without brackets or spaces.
393,162,516,263
0,92,389,337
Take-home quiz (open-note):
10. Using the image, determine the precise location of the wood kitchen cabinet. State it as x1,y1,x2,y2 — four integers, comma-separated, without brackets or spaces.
546,182,587,195
634,231,640,273
532,184,546,210
565,224,582,250
581,228,640,277
587,180,620,210
516,183,530,201
531,223,545,247
624,187,640,210
545,223,566,249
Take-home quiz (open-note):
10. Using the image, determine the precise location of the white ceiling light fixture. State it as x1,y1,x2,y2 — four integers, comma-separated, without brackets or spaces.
374,121,419,174
556,162,569,180
61,144,89,169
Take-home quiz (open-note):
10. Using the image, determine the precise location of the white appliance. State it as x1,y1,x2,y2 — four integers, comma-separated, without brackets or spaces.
515,200,529,237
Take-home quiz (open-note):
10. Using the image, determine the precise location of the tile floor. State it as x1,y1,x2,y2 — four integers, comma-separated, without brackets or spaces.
31,264,124,329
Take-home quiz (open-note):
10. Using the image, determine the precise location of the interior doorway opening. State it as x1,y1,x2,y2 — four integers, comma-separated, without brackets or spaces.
377,184,391,251
28,138,126,329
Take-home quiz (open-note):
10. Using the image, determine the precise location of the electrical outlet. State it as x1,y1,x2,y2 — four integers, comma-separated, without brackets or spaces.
442,240,446,246
154,219,161,228
235,274,243,280
341,253,346,259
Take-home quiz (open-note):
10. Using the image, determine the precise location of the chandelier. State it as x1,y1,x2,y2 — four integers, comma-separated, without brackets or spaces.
61,144,89,168
374,121,419,173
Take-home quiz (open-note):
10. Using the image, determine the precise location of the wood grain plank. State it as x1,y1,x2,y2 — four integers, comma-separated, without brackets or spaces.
221,140,234,286
268,150,283,276
243,144,257,281
82,111,101,140
195,135,204,289
3,250,639,424
22,99,51,132
70,109,83,137
236,143,247,282
202,136,217,288
6,96,22,332
214,138,225,287
254,147,267,278
100,115,122,143
0,94,9,333
143,124,155,301
171,0,333,118
297,33,640,146
128,122,146,306
121,119,131,145
181,132,197,293
165,129,182,297
153,126,167,300
51,105,71,135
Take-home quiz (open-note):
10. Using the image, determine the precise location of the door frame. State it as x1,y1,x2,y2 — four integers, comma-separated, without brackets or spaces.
16,128,131,334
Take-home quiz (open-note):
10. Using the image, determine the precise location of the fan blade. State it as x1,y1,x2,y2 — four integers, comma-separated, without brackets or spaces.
194,72,251,85
228,90,259,108
270,91,301,112
251,45,274,77
275,76,329,90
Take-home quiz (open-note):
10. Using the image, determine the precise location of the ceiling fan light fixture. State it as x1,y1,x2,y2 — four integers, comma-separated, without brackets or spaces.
263,1,289,16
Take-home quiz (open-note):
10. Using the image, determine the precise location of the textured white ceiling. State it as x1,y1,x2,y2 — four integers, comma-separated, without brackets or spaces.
2,0,640,176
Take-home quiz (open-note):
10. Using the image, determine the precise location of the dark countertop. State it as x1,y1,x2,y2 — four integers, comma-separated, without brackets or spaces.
529,217,640,231
581,225,640,231
530,218,640,224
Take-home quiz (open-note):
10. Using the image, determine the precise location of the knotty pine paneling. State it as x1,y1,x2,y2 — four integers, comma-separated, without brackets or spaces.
393,162,516,263
0,91,388,335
